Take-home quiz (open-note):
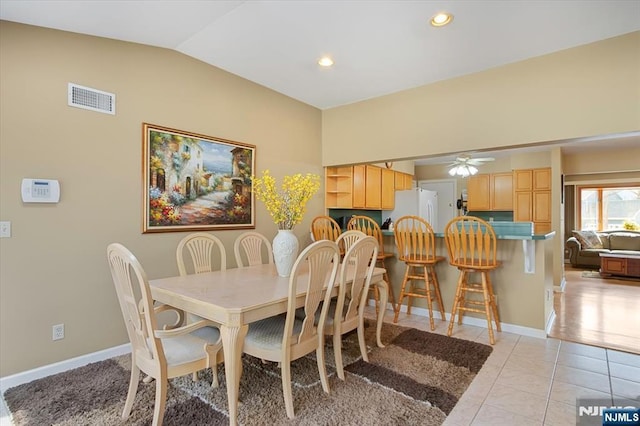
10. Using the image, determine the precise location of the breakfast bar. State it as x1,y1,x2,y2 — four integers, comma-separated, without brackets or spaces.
382,225,556,337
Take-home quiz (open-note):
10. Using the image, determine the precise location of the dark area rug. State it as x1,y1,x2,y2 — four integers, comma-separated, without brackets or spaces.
4,321,492,425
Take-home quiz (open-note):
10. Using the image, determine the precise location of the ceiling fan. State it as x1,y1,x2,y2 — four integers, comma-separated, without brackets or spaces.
447,154,495,177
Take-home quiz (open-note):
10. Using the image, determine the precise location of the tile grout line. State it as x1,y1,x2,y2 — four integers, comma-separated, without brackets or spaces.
541,338,563,425
468,334,520,424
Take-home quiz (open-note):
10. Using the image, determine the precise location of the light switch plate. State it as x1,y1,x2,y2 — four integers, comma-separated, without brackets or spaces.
0,221,10,238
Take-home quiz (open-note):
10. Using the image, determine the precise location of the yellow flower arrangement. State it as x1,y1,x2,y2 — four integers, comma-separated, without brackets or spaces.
252,170,321,230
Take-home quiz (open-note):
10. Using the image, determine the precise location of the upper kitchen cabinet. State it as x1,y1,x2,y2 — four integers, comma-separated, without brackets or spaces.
491,172,513,210
381,168,395,210
467,174,490,211
394,171,413,190
325,164,406,210
467,172,513,211
513,167,551,233
325,166,353,209
365,165,382,209
352,164,366,208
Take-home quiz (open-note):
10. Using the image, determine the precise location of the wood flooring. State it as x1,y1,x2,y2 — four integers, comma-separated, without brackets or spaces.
548,265,640,354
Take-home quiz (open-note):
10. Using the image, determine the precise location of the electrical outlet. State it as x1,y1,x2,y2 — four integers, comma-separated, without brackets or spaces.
0,221,10,238
52,324,64,341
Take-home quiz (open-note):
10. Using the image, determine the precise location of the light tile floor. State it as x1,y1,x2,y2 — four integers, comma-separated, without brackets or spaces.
1,308,638,425
369,307,640,426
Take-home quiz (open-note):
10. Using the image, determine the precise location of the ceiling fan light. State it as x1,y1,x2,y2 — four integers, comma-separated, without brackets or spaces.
448,167,457,176
468,165,478,175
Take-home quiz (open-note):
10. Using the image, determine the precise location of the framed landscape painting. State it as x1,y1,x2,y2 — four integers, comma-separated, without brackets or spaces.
142,123,255,233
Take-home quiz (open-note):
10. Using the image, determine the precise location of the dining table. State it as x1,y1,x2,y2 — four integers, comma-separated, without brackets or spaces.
149,262,388,426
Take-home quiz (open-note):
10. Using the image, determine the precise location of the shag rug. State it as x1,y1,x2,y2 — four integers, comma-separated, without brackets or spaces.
3,321,492,425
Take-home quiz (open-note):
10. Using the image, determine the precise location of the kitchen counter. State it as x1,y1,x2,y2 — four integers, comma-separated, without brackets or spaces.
382,229,555,240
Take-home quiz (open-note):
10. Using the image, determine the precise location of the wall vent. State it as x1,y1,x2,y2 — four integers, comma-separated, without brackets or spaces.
68,83,115,115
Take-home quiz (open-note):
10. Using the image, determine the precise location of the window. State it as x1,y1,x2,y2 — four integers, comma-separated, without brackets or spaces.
578,185,640,230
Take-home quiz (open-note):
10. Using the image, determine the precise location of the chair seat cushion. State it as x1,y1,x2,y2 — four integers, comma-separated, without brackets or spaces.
245,314,302,351
158,326,220,366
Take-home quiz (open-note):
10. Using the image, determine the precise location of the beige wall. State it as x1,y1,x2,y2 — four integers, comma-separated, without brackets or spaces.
322,31,640,167
0,22,324,376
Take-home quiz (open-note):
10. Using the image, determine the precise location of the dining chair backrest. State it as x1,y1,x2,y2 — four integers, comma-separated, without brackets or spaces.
444,216,498,269
286,240,340,348
108,243,163,365
311,215,342,242
336,236,378,326
394,215,438,263
335,230,367,257
176,232,227,276
347,215,387,256
234,231,274,267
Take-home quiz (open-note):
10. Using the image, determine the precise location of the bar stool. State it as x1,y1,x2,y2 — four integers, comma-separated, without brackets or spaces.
311,216,342,242
444,216,501,344
392,215,446,330
347,215,396,313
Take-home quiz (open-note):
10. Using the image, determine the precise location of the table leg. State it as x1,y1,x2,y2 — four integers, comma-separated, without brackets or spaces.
373,279,387,348
220,324,248,426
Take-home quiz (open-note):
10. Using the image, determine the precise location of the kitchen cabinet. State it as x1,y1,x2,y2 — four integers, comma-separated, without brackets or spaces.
365,165,382,209
352,165,366,208
467,172,512,211
325,165,410,210
381,168,395,209
394,171,413,190
324,166,353,209
467,174,490,211
491,172,513,210
513,167,551,233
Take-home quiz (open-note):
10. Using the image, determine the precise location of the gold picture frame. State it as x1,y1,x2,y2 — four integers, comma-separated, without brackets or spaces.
142,123,255,233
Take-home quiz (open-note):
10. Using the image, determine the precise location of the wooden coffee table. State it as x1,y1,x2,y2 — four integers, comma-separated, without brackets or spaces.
599,253,640,278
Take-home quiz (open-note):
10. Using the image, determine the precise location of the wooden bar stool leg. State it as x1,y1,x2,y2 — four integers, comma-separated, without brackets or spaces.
394,265,411,323
429,265,446,321
448,271,465,337
422,265,436,330
481,272,496,345
486,274,501,331
458,271,469,325
380,260,396,308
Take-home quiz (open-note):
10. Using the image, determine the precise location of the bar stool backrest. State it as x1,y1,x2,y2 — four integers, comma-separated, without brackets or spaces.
444,216,498,269
394,215,438,263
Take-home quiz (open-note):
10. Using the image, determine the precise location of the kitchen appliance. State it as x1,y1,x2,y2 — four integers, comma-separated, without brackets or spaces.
384,188,440,233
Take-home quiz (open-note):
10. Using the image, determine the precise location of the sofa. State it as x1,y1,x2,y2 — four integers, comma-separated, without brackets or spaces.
566,230,640,268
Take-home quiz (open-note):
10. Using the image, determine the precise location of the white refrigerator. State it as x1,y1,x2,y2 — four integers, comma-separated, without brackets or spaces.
382,188,440,233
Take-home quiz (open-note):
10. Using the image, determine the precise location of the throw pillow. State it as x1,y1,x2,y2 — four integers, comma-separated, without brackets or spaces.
572,230,603,249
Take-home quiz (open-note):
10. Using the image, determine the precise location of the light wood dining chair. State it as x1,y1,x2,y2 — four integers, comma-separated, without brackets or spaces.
233,231,274,267
311,215,342,242
335,229,367,258
323,235,378,380
444,216,502,344
176,232,227,377
393,215,446,330
347,215,396,313
176,232,227,276
107,243,223,426
242,240,340,419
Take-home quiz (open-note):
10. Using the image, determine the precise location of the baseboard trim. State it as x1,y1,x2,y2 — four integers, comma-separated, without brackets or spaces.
546,309,557,336
0,344,131,393
382,302,547,339
3,301,550,393
554,277,567,293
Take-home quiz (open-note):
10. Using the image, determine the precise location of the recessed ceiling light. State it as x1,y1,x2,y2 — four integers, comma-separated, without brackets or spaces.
318,56,334,67
430,12,453,27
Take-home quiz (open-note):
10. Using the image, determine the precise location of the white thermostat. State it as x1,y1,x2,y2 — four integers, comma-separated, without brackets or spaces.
21,179,60,203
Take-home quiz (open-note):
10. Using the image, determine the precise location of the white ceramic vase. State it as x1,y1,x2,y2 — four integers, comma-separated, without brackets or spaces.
272,229,299,277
